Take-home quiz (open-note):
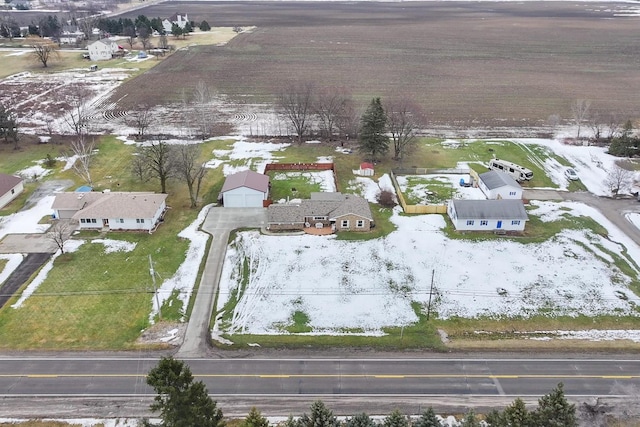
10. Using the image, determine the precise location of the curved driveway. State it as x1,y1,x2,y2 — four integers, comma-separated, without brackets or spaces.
177,207,266,358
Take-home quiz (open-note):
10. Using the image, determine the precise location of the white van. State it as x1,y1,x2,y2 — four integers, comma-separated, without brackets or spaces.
488,158,533,182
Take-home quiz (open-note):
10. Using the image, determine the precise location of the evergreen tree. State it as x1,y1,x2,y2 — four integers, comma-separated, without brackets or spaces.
458,410,480,427
383,409,409,427
283,415,301,427
143,356,224,427
502,398,532,427
183,21,193,35
242,407,269,427
484,409,505,427
413,407,442,427
171,23,183,38
531,383,577,427
299,400,339,427
358,97,388,161
200,20,211,31
345,413,377,427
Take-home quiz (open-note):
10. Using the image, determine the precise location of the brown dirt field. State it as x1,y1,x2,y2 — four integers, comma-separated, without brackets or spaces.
110,1,640,129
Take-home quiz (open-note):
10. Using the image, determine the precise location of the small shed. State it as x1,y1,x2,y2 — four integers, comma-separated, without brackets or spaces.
447,199,528,231
354,162,374,177
0,174,24,209
478,170,523,200
220,170,270,208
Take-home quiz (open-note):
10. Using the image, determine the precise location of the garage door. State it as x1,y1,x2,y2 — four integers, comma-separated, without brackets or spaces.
224,193,264,208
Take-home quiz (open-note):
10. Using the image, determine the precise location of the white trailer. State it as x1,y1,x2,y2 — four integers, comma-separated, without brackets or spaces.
488,158,533,182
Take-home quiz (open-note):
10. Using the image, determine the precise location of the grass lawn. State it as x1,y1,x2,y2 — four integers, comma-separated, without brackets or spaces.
401,176,456,205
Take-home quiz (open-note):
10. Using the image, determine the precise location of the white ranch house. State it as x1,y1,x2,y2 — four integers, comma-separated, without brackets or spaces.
478,170,523,200
0,174,24,209
51,192,168,232
220,170,269,208
87,39,119,61
448,199,528,231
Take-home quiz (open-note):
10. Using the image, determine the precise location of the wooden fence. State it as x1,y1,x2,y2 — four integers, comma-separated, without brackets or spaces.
390,170,451,215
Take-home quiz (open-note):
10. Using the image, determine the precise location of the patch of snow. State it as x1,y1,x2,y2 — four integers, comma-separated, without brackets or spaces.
271,170,337,193
349,174,395,203
0,195,56,240
149,205,212,322
16,161,51,180
11,239,85,308
317,156,333,163
0,254,24,286
527,330,640,342
92,239,137,254
159,328,180,343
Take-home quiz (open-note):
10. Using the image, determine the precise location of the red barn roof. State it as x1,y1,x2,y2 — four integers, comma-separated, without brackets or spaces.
360,162,374,170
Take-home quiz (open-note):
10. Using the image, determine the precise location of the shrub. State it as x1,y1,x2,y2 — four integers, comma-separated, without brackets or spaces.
376,189,396,207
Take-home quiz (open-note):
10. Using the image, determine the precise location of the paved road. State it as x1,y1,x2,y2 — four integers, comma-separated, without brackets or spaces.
0,357,639,417
176,207,267,358
523,189,640,246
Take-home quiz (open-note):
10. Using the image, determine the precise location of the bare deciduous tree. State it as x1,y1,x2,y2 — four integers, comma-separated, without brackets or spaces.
127,104,153,140
31,39,59,68
314,87,352,141
158,34,169,50
68,137,96,186
571,99,591,140
138,26,152,50
123,25,136,50
137,138,173,193
131,153,149,182
46,220,71,254
278,81,314,144
385,98,422,161
174,144,207,208
192,81,213,140
336,101,359,144
605,165,633,196
62,86,95,186
606,113,622,140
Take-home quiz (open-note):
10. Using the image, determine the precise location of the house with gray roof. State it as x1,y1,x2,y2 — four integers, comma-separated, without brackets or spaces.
220,170,270,208
267,192,374,233
478,170,522,200
0,174,23,210
447,199,528,231
51,192,168,233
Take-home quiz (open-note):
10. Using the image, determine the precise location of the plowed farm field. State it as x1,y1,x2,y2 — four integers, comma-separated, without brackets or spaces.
109,1,640,129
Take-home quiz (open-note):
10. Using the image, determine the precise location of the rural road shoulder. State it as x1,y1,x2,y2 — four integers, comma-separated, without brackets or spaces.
176,207,267,358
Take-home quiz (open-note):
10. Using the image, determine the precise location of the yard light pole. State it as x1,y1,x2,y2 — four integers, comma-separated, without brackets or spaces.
426,269,435,321
149,254,162,321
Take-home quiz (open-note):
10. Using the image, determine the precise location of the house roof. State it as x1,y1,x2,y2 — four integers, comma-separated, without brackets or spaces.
268,193,373,223
451,199,528,220
360,162,374,170
221,170,269,193
0,174,22,196
52,192,167,219
91,38,117,47
479,170,521,190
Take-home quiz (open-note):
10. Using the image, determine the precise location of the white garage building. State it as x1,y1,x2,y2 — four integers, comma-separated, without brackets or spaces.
220,170,270,208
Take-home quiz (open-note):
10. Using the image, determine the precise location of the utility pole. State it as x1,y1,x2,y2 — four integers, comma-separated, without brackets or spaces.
149,254,162,320
426,269,435,321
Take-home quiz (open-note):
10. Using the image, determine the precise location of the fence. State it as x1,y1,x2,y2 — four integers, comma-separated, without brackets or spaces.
390,169,450,215
264,163,339,191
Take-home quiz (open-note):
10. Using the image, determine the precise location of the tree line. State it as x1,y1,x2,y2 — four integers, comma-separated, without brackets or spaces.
277,82,423,162
143,357,587,427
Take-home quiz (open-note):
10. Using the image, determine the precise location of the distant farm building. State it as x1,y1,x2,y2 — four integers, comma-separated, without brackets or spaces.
220,170,270,208
87,39,120,61
162,13,189,33
447,199,528,232
0,174,24,209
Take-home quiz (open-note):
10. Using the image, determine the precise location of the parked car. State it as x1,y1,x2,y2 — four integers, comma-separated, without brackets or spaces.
565,168,578,180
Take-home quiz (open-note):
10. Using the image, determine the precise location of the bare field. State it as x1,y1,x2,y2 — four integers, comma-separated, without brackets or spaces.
110,1,640,129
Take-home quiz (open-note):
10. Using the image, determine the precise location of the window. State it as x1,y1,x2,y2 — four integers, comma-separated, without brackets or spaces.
356,220,365,228
341,220,349,228
509,191,516,196
480,220,488,226
136,218,145,224
91,218,97,224
313,216,325,220
117,219,124,223
10,189,14,194
80,219,86,224
466,220,474,226
512,220,521,225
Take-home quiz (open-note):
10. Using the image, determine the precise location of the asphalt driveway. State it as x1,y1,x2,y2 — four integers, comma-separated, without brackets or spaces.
177,206,267,357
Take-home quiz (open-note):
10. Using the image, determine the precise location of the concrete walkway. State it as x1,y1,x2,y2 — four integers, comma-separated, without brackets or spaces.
176,207,267,358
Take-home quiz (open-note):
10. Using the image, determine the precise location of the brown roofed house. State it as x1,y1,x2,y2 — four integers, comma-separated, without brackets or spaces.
0,174,24,210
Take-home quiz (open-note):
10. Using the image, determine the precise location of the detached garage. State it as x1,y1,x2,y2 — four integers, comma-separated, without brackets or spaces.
220,170,270,208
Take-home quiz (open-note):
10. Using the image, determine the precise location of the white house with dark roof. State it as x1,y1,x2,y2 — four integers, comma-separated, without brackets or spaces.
51,192,168,232
87,39,119,61
220,170,269,208
0,174,24,209
478,170,522,200
447,199,528,231
162,13,189,34
267,192,374,233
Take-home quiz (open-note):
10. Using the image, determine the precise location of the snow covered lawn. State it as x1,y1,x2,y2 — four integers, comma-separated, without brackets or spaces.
216,199,640,336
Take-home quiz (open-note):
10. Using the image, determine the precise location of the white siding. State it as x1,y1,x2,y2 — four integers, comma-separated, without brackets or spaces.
88,41,117,61
77,201,165,232
479,181,522,200
223,187,266,208
0,181,23,209
451,218,525,231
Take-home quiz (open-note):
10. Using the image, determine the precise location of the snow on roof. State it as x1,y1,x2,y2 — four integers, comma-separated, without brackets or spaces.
479,170,521,190
220,170,269,193
0,174,22,195
451,199,528,220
